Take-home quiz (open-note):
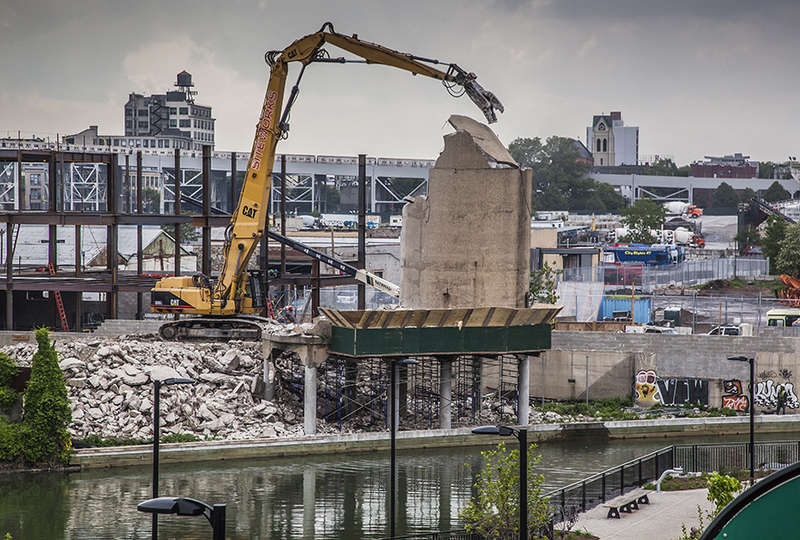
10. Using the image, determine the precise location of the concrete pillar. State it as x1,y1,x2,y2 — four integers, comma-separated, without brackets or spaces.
302,468,316,538
393,362,400,431
262,356,274,402
398,363,408,416
472,356,483,419
344,359,358,416
439,358,452,430
438,457,452,532
517,354,530,426
304,364,318,435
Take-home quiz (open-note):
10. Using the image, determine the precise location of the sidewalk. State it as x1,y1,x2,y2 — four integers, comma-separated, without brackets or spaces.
573,488,714,540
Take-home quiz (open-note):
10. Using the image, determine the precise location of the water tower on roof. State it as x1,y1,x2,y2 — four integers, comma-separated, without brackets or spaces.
175,70,197,104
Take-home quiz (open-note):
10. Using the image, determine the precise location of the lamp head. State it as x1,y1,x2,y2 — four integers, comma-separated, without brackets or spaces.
137,496,211,517
727,355,751,363
471,425,515,437
163,377,195,386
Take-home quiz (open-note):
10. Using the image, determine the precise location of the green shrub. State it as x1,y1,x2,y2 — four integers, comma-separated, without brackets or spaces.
0,387,18,413
162,433,201,443
460,442,551,539
0,353,17,386
0,353,19,414
707,472,742,517
73,432,201,448
1,329,73,466
0,419,21,461
539,397,636,420
72,434,148,448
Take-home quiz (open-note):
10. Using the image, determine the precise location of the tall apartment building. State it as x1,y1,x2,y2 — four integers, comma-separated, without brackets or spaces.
66,71,215,152
585,111,639,166
124,71,215,146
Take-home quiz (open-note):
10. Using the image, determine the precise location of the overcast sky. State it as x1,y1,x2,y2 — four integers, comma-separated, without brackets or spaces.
2,0,799,165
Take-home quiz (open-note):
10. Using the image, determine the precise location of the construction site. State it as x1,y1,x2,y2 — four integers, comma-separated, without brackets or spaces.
6,18,800,540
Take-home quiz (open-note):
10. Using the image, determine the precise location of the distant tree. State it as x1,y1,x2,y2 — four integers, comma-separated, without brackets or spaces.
621,199,666,244
763,215,788,274
740,187,756,203
677,165,691,177
776,223,800,277
142,187,160,213
762,181,791,203
508,136,625,212
529,262,560,304
595,183,626,212
644,158,679,176
711,182,739,208
322,184,341,209
508,137,544,169
161,223,199,242
758,161,777,179
734,226,760,254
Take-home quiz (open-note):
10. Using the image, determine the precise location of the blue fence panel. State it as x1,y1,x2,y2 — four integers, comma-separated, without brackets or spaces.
598,296,652,324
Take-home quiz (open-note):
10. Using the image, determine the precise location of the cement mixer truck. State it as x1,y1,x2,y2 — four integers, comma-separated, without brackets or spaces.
663,202,702,219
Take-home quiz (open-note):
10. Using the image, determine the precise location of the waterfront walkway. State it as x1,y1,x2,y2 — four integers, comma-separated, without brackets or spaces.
574,488,714,540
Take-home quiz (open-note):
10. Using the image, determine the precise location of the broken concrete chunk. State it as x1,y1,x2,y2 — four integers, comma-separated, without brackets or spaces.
122,373,149,386
59,357,85,371
444,114,519,169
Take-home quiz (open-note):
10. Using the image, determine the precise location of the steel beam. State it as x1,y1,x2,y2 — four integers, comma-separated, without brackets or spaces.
202,145,211,276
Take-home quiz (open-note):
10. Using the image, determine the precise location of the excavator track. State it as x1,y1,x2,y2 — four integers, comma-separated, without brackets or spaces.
158,316,273,341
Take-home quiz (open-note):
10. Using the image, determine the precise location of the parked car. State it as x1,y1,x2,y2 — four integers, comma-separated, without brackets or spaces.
644,326,678,334
707,326,740,336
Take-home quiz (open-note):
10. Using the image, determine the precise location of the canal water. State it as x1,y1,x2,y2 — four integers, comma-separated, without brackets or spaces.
0,431,792,539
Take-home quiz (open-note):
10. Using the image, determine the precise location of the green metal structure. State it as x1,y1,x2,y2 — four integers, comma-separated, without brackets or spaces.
701,461,800,539
321,306,560,357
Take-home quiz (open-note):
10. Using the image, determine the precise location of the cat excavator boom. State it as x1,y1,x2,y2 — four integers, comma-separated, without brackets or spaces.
151,22,503,340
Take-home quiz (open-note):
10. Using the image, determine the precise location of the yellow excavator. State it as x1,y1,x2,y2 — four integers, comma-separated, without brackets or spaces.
151,22,504,340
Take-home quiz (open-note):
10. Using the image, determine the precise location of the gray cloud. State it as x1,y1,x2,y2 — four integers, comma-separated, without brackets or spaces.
1,0,798,164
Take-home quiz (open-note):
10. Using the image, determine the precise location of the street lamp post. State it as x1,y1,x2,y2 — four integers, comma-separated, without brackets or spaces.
728,355,755,485
138,496,225,540
472,425,528,540
389,358,417,538
152,377,195,540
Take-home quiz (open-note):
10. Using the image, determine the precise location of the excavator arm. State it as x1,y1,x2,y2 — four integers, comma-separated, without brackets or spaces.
151,22,502,319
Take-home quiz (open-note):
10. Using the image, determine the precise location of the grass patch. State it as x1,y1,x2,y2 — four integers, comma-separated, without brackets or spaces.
644,474,710,491
555,531,599,540
644,470,772,491
72,432,201,448
696,278,783,291
538,397,638,421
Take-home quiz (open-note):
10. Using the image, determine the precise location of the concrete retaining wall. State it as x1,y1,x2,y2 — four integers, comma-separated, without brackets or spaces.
545,332,800,412
72,415,800,470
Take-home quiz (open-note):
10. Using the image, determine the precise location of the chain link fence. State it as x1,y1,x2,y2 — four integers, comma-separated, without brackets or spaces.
560,258,768,293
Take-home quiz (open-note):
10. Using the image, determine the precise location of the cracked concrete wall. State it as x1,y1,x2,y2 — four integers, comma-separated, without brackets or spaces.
400,116,531,309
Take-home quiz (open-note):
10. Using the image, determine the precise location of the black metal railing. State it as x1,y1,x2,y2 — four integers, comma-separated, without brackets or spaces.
381,441,800,540
674,440,800,474
545,445,674,523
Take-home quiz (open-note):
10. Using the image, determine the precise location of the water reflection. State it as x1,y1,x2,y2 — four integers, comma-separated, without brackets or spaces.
1,432,792,539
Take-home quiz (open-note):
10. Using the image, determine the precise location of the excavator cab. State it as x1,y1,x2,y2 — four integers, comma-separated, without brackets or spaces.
246,271,266,310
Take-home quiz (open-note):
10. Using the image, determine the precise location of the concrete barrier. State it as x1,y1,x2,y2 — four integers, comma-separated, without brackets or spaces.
71,415,800,470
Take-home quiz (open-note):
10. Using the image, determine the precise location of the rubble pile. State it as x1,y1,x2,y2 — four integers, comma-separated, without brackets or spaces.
1,339,305,441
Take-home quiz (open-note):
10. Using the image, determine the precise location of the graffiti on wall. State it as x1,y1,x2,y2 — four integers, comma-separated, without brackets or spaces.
634,370,709,408
635,370,661,406
754,380,800,409
721,379,749,412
